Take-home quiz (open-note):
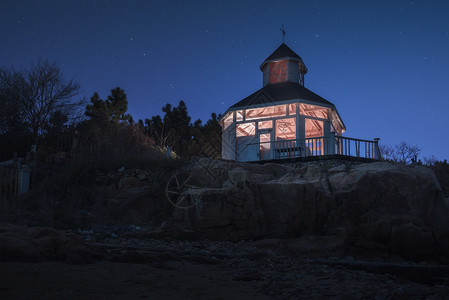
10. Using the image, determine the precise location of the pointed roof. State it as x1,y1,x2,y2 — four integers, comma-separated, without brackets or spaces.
260,43,307,71
220,81,345,130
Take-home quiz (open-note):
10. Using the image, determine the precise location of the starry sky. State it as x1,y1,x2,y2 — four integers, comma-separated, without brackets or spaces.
1,0,448,160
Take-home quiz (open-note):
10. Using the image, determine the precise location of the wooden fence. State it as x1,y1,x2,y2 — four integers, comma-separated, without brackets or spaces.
0,165,19,198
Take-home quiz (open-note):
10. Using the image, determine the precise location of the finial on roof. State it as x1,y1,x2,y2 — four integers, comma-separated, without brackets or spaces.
280,24,286,43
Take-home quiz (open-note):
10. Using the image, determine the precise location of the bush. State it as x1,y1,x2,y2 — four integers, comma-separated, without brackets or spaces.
429,160,449,197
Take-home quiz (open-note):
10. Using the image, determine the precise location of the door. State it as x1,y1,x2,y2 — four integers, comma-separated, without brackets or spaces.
259,133,271,160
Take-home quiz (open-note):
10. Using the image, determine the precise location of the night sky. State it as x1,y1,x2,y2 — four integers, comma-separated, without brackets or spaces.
1,0,448,160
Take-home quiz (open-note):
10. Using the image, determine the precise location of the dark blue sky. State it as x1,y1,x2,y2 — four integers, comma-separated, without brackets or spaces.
1,0,448,160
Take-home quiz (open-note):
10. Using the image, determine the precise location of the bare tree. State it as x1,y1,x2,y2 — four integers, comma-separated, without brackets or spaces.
380,141,421,164
0,59,82,142
423,155,438,166
0,69,24,134
393,141,420,164
379,144,394,161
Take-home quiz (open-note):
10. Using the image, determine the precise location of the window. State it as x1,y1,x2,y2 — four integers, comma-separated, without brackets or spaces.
258,120,272,130
269,60,287,84
236,122,256,137
246,105,286,121
236,110,244,122
288,104,296,115
259,133,271,160
275,118,296,141
305,118,323,138
222,112,234,130
300,103,328,119
329,110,344,135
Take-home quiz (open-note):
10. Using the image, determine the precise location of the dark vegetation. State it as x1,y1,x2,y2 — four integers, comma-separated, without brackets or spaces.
379,141,449,196
0,60,221,161
0,60,221,229
0,59,448,229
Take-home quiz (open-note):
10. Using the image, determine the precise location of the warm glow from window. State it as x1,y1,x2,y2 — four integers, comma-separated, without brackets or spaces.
259,133,271,159
305,118,323,137
236,110,244,122
246,105,286,121
330,110,344,135
275,118,296,141
288,104,296,115
223,112,233,130
258,120,272,129
300,104,328,119
269,60,287,84
236,122,256,137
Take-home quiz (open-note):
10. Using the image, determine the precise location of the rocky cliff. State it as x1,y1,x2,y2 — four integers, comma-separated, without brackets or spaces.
168,158,449,261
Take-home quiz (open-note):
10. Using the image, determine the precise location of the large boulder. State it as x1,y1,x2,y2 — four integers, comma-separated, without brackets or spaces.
169,159,449,261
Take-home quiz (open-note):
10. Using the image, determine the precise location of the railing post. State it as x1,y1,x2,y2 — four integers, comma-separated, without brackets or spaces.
374,138,381,160
327,132,336,155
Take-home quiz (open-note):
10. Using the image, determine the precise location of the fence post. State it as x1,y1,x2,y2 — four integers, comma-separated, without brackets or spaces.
374,138,381,160
327,132,336,155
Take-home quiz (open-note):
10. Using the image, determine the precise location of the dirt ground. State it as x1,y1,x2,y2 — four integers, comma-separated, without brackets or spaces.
0,261,268,300
1,224,448,299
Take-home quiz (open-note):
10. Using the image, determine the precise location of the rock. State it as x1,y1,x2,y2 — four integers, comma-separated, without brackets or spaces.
65,252,86,264
0,234,41,262
228,167,249,188
119,176,144,189
304,164,321,180
168,159,449,261
362,219,393,244
328,164,347,174
0,225,101,263
390,223,435,260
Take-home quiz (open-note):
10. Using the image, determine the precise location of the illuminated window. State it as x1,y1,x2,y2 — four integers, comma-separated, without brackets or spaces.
288,104,296,115
236,110,244,122
223,112,233,130
305,118,323,138
236,122,256,137
259,133,271,160
269,60,287,84
300,103,328,119
330,110,344,135
258,120,272,130
275,118,296,141
246,105,286,121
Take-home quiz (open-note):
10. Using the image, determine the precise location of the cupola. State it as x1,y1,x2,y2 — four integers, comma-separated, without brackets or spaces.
260,43,308,87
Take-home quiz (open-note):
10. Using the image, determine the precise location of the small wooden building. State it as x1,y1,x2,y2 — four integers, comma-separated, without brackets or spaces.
219,43,379,161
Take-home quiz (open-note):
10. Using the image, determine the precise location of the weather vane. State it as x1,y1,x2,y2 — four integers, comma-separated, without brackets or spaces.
280,24,286,43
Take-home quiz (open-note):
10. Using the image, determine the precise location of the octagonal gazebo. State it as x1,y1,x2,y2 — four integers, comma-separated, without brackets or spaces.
219,43,379,162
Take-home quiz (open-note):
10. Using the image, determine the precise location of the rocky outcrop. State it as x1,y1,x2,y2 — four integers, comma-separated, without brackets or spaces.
0,225,101,264
169,158,449,261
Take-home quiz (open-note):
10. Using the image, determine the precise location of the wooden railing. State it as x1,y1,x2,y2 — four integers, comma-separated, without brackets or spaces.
335,136,380,159
256,134,380,160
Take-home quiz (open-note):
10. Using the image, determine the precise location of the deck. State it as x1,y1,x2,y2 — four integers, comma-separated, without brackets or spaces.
248,134,381,162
